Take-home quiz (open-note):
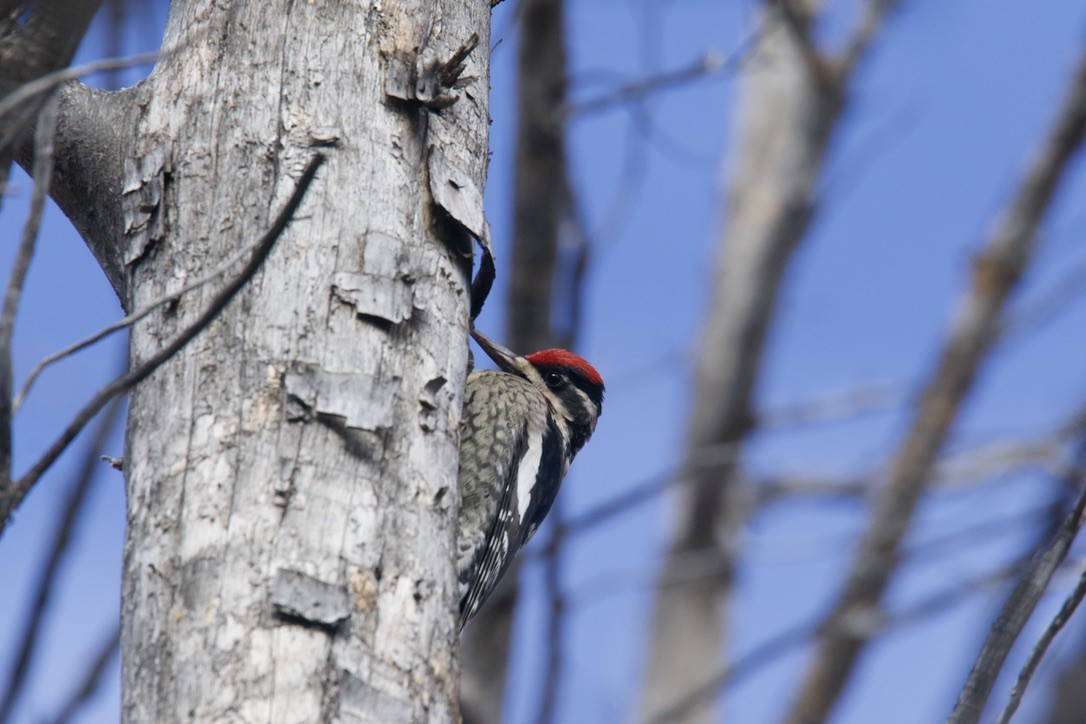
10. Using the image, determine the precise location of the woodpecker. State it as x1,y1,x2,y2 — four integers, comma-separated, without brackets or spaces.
457,329,604,630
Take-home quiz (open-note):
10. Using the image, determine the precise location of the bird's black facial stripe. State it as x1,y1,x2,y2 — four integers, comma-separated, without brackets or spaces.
535,365,604,411
566,373,603,411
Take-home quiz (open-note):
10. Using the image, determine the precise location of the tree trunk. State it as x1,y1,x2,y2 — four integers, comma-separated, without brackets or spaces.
32,1,490,720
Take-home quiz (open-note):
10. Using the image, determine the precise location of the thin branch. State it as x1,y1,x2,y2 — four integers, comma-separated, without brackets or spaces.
0,51,157,153
0,0,103,144
788,46,1086,724
0,96,57,484
0,153,325,534
0,50,158,120
836,0,903,78
0,396,122,722
949,437,1086,724
562,442,739,537
758,381,902,430
13,217,285,414
568,51,725,118
996,560,1086,723
535,204,587,724
1003,250,1086,340
535,502,567,724
646,561,1022,724
46,624,120,724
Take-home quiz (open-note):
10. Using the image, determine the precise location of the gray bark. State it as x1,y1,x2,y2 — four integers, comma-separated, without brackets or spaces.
8,0,490,720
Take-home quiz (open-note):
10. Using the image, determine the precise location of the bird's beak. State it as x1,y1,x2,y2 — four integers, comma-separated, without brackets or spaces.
471,329,523,376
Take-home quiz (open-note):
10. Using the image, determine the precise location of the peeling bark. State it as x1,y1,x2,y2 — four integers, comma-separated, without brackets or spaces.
24,1,495,721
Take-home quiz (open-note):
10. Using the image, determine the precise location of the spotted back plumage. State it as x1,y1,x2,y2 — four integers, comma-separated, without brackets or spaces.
457,370,561,629
457,337,604,630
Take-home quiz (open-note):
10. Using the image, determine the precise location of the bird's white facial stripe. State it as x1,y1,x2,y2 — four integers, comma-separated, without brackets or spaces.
515,433,544,525
570,385,595,420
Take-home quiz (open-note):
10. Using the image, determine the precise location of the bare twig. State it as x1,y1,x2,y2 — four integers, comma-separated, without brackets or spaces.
996,559,1086,723
0,153,325,534
789,47,1086,724
1003,251,1086,340
13,217,284,414
646,562,1023,724
46,624,120,724
0,0,103,150
568,51,725,117
758,381,902,430
563,442,739,538
0,96,58,484
0,396,122,722
949,437,1086,724
837,0,903,78
0,51,157,153
535,501,567,724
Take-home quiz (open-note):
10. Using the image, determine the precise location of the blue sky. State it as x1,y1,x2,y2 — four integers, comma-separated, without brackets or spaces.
3,1,1086,722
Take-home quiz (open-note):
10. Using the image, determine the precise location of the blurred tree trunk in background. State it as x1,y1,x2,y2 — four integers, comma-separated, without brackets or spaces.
461,0,569,721
640,6,837,719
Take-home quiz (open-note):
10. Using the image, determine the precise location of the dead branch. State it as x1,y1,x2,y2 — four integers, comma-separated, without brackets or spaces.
996,555,1086,723
789,47,1086,724
0,51,157,142
646,560,1023,724
0,153,325,535
13,206,288,414
0,96,57,486
46,624,120,724
0,0,105,156
568,51,726,118
0,396,122,721
949,437,1086,724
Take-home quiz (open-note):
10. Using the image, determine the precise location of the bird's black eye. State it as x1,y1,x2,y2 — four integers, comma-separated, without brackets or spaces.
545,372,564,389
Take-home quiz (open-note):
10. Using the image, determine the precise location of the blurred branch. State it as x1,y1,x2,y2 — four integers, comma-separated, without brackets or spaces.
568,51,726,118
0,396,122,722
759,381,902,430
0,96,57,489
638,0,882,711
0,153,325,535
560,404,1062,543
646,560,1023,724
0,0,103,157
789,48,1086,724
1003,251,1086,340
769,0,833,88
950,436,1086,724
536,500,567,724
837,0,903,78
0,51,158,130
13,208,282,414
46,624,120,724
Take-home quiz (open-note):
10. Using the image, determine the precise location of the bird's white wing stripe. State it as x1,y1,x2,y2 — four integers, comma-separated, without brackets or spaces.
514,430,543,525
